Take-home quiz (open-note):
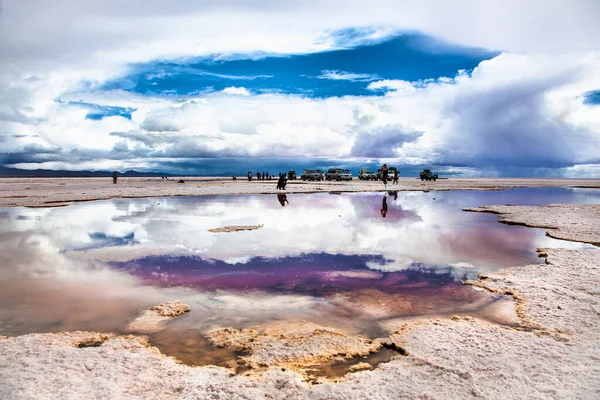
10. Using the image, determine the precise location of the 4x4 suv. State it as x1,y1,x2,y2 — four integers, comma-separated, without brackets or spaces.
326,168,352,181
358,169,377,180
301,169,324,181
420,169,438,181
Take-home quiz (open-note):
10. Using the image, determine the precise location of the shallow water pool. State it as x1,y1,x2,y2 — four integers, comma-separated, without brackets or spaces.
0,187,597,367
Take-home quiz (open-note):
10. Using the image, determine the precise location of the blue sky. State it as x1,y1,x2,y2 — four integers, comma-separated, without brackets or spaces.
1,0,600,177
101,33,497,98
583,90,600,105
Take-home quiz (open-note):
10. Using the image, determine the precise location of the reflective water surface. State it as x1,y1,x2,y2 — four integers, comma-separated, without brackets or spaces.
0,187,598,367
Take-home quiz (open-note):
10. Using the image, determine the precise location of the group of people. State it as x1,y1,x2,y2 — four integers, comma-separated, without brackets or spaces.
248,171,273,181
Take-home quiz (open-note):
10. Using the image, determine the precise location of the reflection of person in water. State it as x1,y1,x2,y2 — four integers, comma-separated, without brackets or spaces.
380,193,388,218
389,190,398,200
277,193,289,207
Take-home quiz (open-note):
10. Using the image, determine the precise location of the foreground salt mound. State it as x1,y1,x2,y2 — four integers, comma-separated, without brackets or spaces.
3,318,599,399
126,301,190,334
207,322,381,370
0,331,307,399
463,203,600,245
466,248,600,334
464,203,600,333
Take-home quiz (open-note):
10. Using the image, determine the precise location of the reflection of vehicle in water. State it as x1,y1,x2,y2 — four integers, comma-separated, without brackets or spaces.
277,194,289,207
420,169,438,181
288,170,297,180
358,169,377,180
301,169,324,181
326,168,352,181
377,167,398,180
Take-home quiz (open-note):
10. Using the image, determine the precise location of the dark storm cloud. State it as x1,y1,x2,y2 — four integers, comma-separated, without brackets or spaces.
351,125,423,158
109,131,225,158
0,144,63,165
139,117,182,133
433,71,597,169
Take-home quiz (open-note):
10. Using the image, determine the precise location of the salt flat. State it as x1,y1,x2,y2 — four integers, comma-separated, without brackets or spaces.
0,177,599,208
0,183,599,399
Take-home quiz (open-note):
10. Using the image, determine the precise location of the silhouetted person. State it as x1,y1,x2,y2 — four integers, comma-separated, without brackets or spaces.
112,171,118,184
257,171,261,180
393,169,399,184
261,172,265,180
277,193,289,207
248,171,252,181
266,172,270,180
277,174,287,190
380,193,388,218
381,163,388,190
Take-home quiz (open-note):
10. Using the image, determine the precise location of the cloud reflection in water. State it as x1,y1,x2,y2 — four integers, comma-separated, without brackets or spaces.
0,188,597,340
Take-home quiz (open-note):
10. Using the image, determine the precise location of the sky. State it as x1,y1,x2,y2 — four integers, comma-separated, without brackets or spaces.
1,0,599,177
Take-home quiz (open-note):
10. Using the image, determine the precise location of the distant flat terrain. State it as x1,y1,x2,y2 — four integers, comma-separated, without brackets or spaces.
0,177,599,207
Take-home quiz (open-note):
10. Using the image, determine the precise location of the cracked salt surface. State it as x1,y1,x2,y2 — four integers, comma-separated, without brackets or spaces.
0,187,598,374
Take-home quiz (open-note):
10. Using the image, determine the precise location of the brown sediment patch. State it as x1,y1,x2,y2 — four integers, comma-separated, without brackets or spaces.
149,301,190,317
348,362,372,372
205,321,411,383
208,225,264,233
75,333,110,348
206,322,385,377
126,301,190,334
303,347,402,384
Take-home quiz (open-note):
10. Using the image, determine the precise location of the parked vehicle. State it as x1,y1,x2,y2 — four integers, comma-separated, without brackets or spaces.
358,169,377,180
420,169,438,181
376,167,398,180
288,170,297,180
301,169,324,181
326,168,352,181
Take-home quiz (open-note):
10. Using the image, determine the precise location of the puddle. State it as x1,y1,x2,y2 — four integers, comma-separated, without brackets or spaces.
304,347,402,382
148,328,244,369
0,187,598,376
